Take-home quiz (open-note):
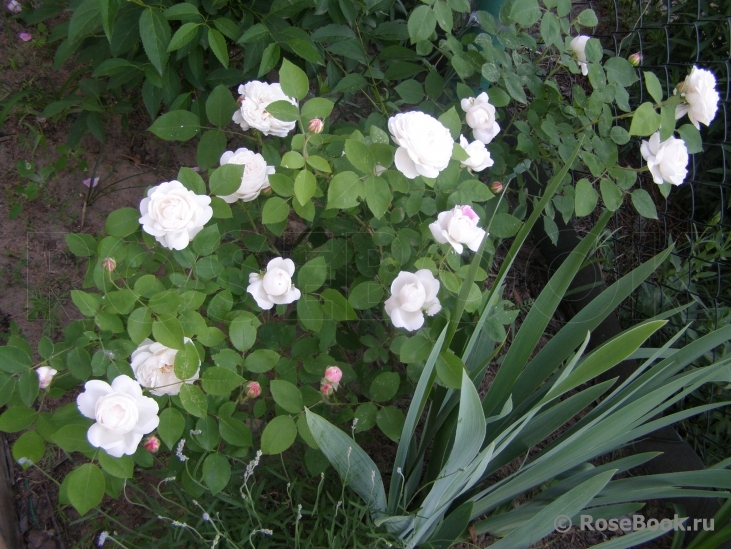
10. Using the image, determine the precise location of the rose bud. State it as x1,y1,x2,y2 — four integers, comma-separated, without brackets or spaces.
36,366,57,389
308,118,324,134
320,383,333,397
143,436,161,453
628,53,642,67
323,366,342,390
245,381,261,398
490,181,504,194
101,257,116,272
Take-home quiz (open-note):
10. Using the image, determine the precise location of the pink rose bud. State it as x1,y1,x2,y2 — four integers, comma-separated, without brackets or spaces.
490,181,504,194
324,366,342,384
246,381,261,398
628,53,642,67
308,118,324,134
101,257,116,271
143,436,160,453
191,166,200,172
19,32,31,41
320,383,333,397
36,366,57,389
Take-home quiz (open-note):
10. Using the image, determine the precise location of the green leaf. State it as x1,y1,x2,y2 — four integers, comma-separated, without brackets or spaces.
68,0,101,45
167,22,198,52
301,97,334,121
270,380,304,413
631,188,658,219
152,317,184,350
509,0,541,26
0,345,30,375
50,424,93,453
321,289,356,321
19,369,39,406
71,290,101,317
297,256,327,293
604,57,638,87
0,407,36,432
540,12,561,47
148,110,200,141
265,99,299,122
179,384,207,417
434,0,453,31
65,233,97,257
503,73,527,104
490,213,521,238
192,224,221,256
294,170,317,206
376,406,404,442
174,341,199,381
348,282,384,310
12,430,45,467
577,8,598,26
332,74,367,94
437,106,462,140
245,349,280,373
609,126,630,145
600,179,623,211
327,171,363,209
206,84,236,128
202,453,230,494
575,178,599,217
105,207,139,237
395,79,424,104
207,28,228,69
365,176,391,219
219,417,251,447
407,5,437,43
158,407,185,450
644,71,663,104
629,102,660,137
281,151,305,169
98,451,134,479
279,58,309,101
202,367,244,395
127,307,152,344
99,0,117,43
67,464,105,516
370,372,399,402
229,314,259,352
297,295,324,332
178,168,205,194
209,164,245,196
677,124,702,154
261,415,297,454
67,347,91,381
258,42,280,77
345,139,376,173
139,8,171,76
163,4,200,20
305,408,387,511
436,351,464,389
306,155,331,173
262,197,290,224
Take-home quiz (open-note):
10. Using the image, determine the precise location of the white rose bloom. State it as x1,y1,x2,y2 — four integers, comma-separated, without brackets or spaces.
460,93,501,144
570,35,590,76
131,338,200,396
388,112,453,179
36,366,57,389
429,205,487,254
640,132,689,186
675,66,720,129
232,81,298,138
384,270,441,332
219,148,275,203
459,135,494,172
139,181,213,251
247,257,301,310
77,375,159,458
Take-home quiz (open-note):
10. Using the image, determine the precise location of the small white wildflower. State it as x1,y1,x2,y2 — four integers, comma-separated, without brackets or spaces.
17,457,33,466
297,504,302,521
202,512,210,522
97,531,109,547
336,501,342,510
190,429,202,436
347,446,352,459
171,521,188,528
175,439,189,462
259,529,273,536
